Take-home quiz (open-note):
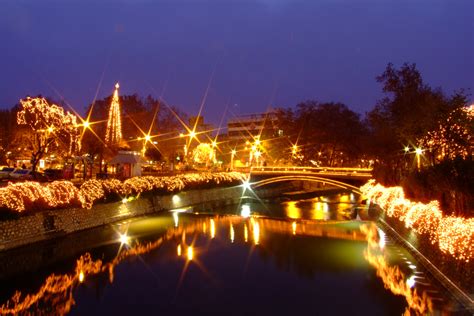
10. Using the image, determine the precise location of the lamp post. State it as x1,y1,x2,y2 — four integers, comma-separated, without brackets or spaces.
231,149,236,170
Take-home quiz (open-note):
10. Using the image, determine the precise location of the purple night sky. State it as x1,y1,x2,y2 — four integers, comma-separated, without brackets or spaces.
1,0,473,124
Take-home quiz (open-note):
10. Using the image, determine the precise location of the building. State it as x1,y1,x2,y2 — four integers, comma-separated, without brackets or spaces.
226,111,283,166
109,151,145,178
227,112,280,143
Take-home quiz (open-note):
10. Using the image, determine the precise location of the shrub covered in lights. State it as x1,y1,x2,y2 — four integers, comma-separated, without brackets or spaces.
0,172,245,214
361,180,473,262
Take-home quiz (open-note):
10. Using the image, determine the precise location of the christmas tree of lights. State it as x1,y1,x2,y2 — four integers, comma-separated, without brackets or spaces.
105,83,122,145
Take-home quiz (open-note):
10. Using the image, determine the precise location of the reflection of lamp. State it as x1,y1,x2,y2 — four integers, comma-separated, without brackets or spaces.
415,147,423,170
241,204,251,217
187,246,194,261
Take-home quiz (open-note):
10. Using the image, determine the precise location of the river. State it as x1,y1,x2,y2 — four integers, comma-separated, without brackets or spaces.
0,192,467,315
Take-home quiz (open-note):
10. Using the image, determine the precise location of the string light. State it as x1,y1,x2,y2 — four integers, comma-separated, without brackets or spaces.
0,172,246,212
361,180,473,262
105,83,122,145
417,106,473,161
17,97,81,157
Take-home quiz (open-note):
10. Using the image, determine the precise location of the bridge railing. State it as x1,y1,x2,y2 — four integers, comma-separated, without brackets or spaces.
249,165,373,176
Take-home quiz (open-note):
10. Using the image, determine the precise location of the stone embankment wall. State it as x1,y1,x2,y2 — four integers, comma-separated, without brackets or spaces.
0,185,284,252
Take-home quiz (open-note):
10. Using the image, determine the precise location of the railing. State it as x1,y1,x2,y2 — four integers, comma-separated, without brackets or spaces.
248,166,373,178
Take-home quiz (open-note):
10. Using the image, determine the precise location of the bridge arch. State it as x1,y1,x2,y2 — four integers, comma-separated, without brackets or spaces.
250,175,362,194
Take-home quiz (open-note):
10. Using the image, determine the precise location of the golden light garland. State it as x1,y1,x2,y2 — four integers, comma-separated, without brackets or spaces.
0,172,246,213
17,97,81,156
361,180,473,262
418,106,473,161
105,83,123,145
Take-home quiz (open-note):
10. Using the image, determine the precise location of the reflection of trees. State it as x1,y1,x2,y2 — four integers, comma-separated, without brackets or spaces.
257,233,366,278
0,217,438,315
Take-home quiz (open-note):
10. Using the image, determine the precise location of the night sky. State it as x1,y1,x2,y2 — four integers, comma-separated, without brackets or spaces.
1,0,473,124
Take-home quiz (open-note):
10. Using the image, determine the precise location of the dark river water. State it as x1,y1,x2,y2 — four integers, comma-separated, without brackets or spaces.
0,192,466,315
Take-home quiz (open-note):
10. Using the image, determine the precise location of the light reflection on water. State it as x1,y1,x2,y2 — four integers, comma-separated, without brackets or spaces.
283,193,355,221
0,199,461,315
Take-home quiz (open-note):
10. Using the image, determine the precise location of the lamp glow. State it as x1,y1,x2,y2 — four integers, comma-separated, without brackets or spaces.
241,205,251,218
119,233,129,245
187,246,194,261
78,271,85,283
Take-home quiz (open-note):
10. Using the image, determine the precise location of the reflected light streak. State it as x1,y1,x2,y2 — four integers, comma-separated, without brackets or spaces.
177,244,182,256
285,201,301,219
187,246,194,261
230,224,235,243
210,219,216,239
244,224,248,242
292,221,297,235
253,221,260,245
173,212,179,227
310,201,329,220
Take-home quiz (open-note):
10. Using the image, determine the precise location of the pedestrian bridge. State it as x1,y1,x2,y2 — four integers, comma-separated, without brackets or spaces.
246,166,373,194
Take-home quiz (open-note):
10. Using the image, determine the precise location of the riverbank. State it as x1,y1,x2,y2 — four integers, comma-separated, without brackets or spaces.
0,180,300,252
360,181,473,311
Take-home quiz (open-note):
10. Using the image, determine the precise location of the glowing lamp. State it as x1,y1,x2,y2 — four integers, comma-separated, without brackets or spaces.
241,204,251,218
119,233,129,245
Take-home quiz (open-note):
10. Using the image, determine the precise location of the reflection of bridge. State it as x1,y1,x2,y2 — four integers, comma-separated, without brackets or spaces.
247,166,373,193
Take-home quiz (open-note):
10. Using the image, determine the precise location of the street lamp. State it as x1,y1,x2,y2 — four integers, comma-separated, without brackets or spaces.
255,150,261,167
231,149,236,170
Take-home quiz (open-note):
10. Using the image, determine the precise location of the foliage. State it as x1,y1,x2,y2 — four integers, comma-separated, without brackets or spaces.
192,143,215,165
16,97,80,173
418,105,473,162
275,101,366,166
144,147,163,162
401,158,474,216
366,63,469,165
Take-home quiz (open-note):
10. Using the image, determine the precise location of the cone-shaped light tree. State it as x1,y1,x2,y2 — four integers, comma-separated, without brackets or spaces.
105,83,123,146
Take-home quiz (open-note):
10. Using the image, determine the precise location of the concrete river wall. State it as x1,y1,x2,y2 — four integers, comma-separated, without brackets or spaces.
0,185,288,252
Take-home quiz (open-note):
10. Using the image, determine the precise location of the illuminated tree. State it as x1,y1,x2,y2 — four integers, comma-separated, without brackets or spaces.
105,83,123,146
17,97,80,173
193,143,215,166
418,106,473,162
